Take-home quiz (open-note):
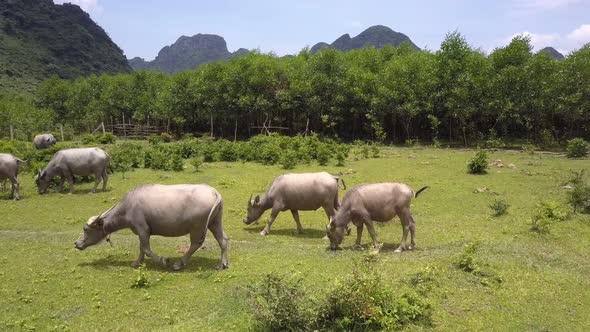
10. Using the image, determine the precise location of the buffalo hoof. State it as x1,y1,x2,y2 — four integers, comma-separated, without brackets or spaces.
160,257,170,267
259,230,268,236
172,262,184,271
131,262,142,268
352,244,362,250
216,263,229,270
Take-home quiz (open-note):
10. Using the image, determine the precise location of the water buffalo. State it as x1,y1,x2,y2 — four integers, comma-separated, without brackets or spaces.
0,153,25,200
75,184,229,270
327,183,428,252
33,134,57,150
244,172,345,236
35,147,109,194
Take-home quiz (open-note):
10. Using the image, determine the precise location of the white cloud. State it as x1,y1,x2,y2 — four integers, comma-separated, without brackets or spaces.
567,24,590,44
53,0,101,14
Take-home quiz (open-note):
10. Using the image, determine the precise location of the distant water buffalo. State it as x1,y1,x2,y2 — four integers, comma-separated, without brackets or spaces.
75,184,229,270
35,147,109,194
0,153,25,200
244,172,345,236
327,183,428,252
33,134,57,150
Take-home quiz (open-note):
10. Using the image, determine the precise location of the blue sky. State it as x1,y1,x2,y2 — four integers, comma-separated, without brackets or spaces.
54,0,590,60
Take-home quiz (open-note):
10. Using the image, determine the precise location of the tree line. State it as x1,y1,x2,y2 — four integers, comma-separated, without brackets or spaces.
1,32,589,145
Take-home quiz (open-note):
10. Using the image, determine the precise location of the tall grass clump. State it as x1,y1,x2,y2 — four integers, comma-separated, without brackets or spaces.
467,150,488,174
530,200,570,234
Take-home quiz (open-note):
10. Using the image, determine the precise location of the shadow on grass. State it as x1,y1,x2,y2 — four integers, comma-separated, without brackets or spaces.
242,226,327,239
78,254,222,272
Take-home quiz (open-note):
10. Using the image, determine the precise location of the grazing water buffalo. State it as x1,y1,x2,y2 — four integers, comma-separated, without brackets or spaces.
0,153,25,200
327,183,428,252
75,184,229,270
244,172,345,236
35,147,109,194
33,134,57,150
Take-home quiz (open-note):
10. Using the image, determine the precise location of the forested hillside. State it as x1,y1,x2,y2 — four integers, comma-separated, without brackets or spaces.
2,32,589,144
0,0,131,93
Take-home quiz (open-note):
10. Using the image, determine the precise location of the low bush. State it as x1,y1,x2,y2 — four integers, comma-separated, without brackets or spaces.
160,132,173,143
96,132,116,144
565,170,590,214
566,138,588,158
147,134,162,145
81,133,97,145
467,150,488,174
246,273,314,332
190,157,203,172
530,200,570,234
280,149,298,169
489,198,510,217
316,144,331,166
455,242,502,287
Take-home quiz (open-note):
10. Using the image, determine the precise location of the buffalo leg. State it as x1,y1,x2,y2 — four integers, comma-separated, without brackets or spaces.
172,231,205,271
58,177,65,193
364,218,380,250
291,210,303,234
63,171,75,194
138,233,169,267
208,213,229,270
395,208,412,253
92,172,101,193
408,215,417,250
9,177,20,200
101,169,108,191
131,250,145,268
355,222,364,247
260,208,280,236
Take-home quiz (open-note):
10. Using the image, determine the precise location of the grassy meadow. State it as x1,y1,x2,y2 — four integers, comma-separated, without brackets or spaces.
0,145,589,331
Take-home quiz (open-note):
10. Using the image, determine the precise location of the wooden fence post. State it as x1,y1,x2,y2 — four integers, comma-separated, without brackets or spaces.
101,122,105,134
60,124,64,141
10,125,14,140
122,113,126,137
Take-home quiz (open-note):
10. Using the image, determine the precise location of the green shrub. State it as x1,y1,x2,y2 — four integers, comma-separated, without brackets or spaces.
531,200,570,234
319,262,432,331
160,132,173,143
97,132,116,144
467,150,488,174
455,242,502,286
190,157,203,172
566,138,588,158
370,145,380,158
148,134,163,145
131,264,150,289
565,170,590,214
170,153,184,172
316,144,331,166
81,133,97,145
109,143,140,178
202,144,217,162
335,151,346,166
489,198,510,217
219,141,239,162
280,149,298,169
260,144,281,165
540,129,556,147
246,273,314,332
522,144,538,155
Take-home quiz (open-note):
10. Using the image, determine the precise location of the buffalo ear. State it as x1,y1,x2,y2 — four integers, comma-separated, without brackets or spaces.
254,195,260,204
94,218,104,228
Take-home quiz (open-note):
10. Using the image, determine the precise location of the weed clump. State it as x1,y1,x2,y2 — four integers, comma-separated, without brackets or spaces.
455,242,502,287
489,198,510,217
566,138,588,158
131,264,150,289
531,200,570,233
565,170,590,214
467,150,488,174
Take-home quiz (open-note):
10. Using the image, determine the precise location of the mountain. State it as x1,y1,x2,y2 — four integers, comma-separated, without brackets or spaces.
128,34,249,74
0,0,131,93
538,47,565,60
310,25,420,53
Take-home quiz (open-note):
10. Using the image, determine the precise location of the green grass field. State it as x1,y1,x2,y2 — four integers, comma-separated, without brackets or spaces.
1,146,589,331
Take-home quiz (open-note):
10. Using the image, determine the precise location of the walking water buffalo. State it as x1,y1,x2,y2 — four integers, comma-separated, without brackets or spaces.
35,147,109,194
326,183,428,252
244,172,345,236
74,184,229,270
0,153,25,200
33,134,57,150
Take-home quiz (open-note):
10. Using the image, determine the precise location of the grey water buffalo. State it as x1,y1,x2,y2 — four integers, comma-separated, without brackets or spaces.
33,134,57,150
35,147,109,194
327,183,428,252
244,172,345,236
0,153,25,200
75,184,229,270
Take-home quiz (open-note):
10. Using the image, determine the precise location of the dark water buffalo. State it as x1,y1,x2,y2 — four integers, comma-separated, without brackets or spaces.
33,134,57,150
244,172,345,235
75,184,229,270
327,183,428,252
0,153,25,200
35,147,109,194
